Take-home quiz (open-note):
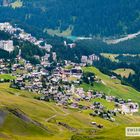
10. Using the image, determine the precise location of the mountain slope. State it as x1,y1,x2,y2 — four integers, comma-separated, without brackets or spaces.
82,67,140,104
0,66,140,140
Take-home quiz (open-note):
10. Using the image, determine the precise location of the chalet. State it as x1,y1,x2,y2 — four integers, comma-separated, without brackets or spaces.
70,103,79,108
16,77,23,82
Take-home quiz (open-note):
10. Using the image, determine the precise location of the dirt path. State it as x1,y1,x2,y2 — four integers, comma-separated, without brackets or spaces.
45,110,70,122
45,114,57,122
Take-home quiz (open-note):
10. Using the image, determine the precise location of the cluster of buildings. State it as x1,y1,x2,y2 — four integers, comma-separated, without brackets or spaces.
0,22,56,68
0,22,53,53
0,59,11,76
89,92,139,121
0,22,138,122
72,90,139,121
9,63,82,105
0,22,100,68
0,22,16,34
0,51,138,121
18,31,52,52
81,54,100,65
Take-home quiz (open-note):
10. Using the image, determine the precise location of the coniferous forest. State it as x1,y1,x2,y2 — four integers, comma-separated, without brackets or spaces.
0,0,140,37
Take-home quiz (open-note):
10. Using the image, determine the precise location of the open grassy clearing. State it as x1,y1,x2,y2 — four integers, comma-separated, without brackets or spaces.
101,53,119,62
46,25,73,37
101,53,140,63
113,68,135,78
0,74,16,80
11,0,23,9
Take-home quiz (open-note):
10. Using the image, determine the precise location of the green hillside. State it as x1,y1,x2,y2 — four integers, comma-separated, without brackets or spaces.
81,67,140,105
0,66,139,139
0,74,16,80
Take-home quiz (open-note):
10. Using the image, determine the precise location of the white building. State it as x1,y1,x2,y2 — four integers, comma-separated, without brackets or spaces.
52,52,57,61
0,22,12,30
81,56,88,63
68,43,76,48
0,40,14,52
89,54,100,61
44,44,52,52
19,32,31,40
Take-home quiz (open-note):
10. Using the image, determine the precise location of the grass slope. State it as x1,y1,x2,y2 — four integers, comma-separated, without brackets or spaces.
0,84,94,140
0,67,139,139
81,66,140,139
0,74,16,80
82,67,140,105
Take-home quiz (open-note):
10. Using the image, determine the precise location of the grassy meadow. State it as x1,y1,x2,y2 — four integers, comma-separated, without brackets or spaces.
113,68,135,78
101,53,119,62
0,74,16,80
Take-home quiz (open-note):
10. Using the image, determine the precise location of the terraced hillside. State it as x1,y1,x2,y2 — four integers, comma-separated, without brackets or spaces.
0,66,139,139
